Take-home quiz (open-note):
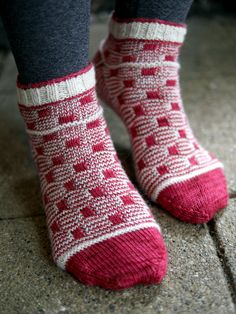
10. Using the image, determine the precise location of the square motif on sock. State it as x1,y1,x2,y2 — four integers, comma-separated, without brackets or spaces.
80,94,93,106
81,206,95,218
138,159,146,171
109,213,124,225
36,146,44,155
52,155,64,166
171,103,180,111
56,199,67,211
165,55,175,62
146,91,161,99
157,165,169,175
43,132,58,143
59,114,76,125
166,80,177,87
189,156,198,165
168,145,179,155
121,195,135,205
73,162,88,172
133,105,145,117
103,169,116,179
51,221,60,234
124,80,134,88
87,118,101,129
92,142,105,153
65,137,80,148
38,108,51,118
90,186,105,198
145,135,156,147
72,227,84,240
64,180,76,191
179,130,187,138
157,117,169,127
141,68,157,76
45,171,54,183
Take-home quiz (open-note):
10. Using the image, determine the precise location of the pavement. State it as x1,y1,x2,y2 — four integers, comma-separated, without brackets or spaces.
0,16,236,314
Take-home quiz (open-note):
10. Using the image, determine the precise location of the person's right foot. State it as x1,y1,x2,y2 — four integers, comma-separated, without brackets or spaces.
17,64,167,290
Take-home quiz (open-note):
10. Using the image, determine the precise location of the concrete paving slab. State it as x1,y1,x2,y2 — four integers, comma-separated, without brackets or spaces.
0,211,234,314
213,199,236,285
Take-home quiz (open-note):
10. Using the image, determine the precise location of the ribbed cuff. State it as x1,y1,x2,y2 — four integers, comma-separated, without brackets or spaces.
109,13,187,43
17,63,95,106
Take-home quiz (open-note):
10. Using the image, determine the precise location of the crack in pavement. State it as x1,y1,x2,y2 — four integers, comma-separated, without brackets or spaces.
208,219,236,307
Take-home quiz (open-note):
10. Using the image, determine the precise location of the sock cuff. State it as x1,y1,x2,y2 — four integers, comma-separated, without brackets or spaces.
17,63,95,106
109,12,187,43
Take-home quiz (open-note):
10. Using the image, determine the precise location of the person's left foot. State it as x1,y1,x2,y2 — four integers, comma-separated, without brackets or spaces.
93,14,228,223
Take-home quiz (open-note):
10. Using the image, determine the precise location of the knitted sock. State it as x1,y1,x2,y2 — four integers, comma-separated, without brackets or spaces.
93,16,228,223
17,64,167,290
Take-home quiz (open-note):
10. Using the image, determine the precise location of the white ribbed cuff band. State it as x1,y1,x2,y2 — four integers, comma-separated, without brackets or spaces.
17,65,95,106
109,17,187,43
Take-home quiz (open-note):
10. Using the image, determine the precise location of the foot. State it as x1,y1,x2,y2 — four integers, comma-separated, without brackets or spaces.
17,64,167,289
93,15,228,223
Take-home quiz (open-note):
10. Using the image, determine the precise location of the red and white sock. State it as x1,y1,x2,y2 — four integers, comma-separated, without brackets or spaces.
17,64,167,289
93,15,228,223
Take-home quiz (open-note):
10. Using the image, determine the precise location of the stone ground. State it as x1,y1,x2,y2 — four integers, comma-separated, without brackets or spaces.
0,16,236,314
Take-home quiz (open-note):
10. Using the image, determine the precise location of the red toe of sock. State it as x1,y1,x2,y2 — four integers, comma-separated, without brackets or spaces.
157,168,228,224
66,228,167,290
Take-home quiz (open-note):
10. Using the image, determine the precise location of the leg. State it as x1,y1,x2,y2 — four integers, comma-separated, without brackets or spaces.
93,1,228,223
0,0,167,289
115,0,194,23
1,0,89,83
